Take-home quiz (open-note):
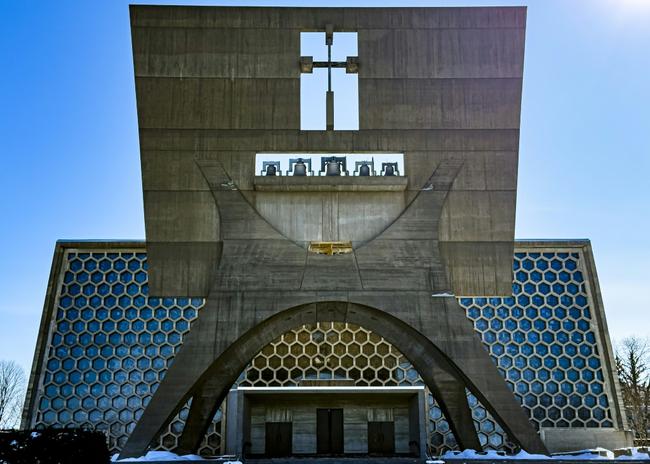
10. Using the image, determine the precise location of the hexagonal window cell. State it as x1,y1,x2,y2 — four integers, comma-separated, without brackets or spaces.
127,396,142,409
480,419,496,434
112,283,125,296
347,343,361,356
360,342,373,356
295,330,310,344
294,355,310,369
367,354,383,369
475,318,489,332
354,331,368,343
436,417,453,435
266,355,282,369
334,354,353,369
368,332,382,344
303,342,318,357
161,435,177,450
318,344,332,357
310,330,325,343
374,342,390,356
285,343,301,357
135,382,149,396
335,329,353,344
82,284,95,297
168,332,181,345
484,331,497,344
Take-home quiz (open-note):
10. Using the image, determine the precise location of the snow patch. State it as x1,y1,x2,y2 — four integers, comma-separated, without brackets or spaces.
111,451,242,462
615,448,650,460
551,448,614,460
442,449,550,460
441,447,649,460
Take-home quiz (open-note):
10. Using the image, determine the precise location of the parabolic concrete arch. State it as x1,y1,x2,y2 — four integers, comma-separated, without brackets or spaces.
119,300,547,458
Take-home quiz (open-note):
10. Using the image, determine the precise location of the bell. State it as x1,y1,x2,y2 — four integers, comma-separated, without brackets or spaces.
265,164,277,176
293,159,307,176
359,163,370,176
326,160,341,176
384,164,395,176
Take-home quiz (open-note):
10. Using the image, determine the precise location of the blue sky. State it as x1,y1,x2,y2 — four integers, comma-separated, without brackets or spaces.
0,0,649,375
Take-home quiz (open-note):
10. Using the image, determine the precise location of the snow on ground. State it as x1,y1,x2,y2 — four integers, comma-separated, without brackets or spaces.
111,450,242,462
617,450,650,461
441,449,550,460
439,448,650,461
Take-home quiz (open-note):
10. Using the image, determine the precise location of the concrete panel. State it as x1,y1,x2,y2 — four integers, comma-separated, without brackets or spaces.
212,191,286,241
355,240,437,269
439,241,514,296
439,190,516,242
132,27,300,78
141,151,210,192
144,191,218,242
403,152,440,190
135,78,299,129
253,176,408,192
292,407,316,454
250,405,265,454
302,253,363,291
344,407,368,454
138,129,522,152
146,241,221,297
375,191,443,240
197,152,257,191
358,267,432,291
213,241,306,291
130,6,526,30
360,28,525,79
359,78,522,130
394,407,410,453
404,151,517,192
253,191,406,243
446,151,518,192
254,192,325,242
540,428,634,454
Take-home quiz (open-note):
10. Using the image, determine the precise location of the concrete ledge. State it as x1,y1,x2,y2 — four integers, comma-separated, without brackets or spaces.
539,428,635,454
253,176,408,192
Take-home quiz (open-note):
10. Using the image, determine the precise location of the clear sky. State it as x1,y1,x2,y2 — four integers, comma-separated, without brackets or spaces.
1,0,649,376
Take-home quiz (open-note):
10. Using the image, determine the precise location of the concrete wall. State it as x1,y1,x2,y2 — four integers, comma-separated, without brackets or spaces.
246,393,414,455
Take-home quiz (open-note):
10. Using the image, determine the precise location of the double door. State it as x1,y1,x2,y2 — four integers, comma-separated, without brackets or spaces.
316,408,344,455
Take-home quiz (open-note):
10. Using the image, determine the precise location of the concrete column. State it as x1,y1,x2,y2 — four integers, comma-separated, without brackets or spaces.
225,389,243,456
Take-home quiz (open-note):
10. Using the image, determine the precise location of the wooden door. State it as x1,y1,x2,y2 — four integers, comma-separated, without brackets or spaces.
316,408,344,454
265,422,292,457
368,421,395,455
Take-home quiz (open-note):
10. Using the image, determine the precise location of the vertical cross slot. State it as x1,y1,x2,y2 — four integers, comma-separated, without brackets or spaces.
300,30,358,131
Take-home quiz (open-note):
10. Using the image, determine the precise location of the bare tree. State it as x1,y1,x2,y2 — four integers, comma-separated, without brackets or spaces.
616,337,650,443
0,360,26,429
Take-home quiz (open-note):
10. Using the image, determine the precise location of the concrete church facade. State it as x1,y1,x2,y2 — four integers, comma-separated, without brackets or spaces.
22,5,632,459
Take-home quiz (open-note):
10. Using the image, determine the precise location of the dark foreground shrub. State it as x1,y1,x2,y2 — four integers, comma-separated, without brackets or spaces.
0,427,109,464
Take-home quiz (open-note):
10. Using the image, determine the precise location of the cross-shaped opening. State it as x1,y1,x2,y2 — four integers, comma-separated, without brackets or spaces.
300,31,359,131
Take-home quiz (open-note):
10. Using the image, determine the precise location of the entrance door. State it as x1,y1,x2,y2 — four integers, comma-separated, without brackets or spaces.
265,422,292,457
368,421,395,455
316,408,344,454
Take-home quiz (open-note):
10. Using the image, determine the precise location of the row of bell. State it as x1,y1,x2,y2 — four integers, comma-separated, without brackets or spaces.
266,161,395,176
